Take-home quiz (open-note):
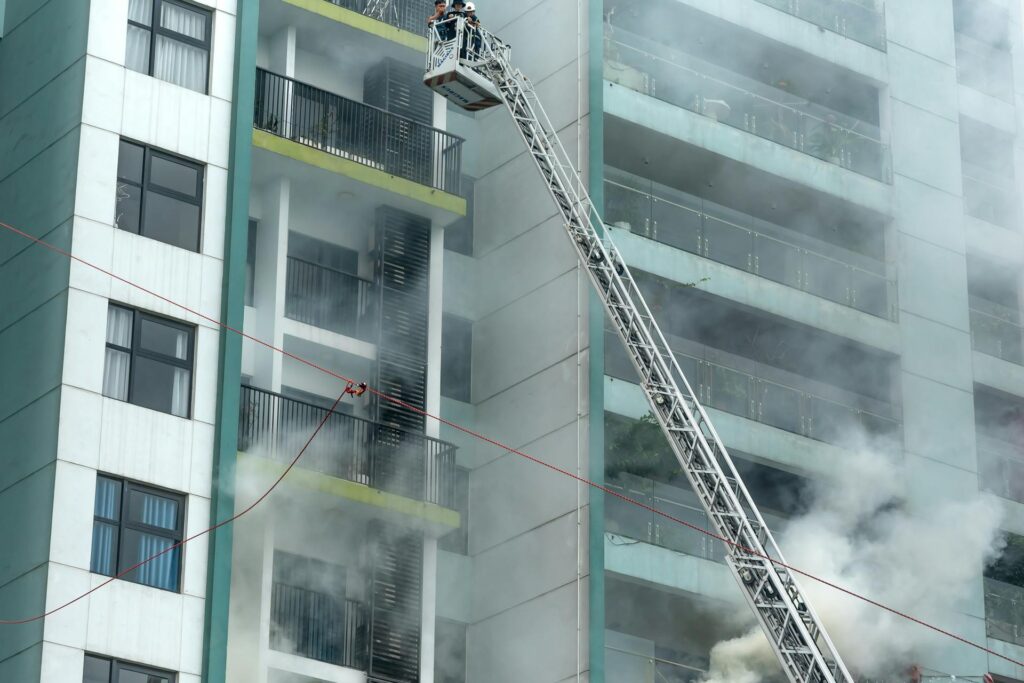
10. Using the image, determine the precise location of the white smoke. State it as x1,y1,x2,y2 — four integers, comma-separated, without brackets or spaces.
704,440,1005,682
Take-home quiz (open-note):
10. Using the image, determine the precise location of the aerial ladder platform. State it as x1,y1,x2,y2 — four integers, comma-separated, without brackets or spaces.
424,16,855,683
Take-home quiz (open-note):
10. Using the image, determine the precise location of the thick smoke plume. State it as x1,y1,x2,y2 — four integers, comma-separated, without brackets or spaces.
704,441,1004,682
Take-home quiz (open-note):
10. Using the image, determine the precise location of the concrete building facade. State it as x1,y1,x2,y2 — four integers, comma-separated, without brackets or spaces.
3,0,1024,682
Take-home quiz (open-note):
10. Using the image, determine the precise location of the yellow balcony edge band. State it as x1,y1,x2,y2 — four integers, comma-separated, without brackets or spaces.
281,0,427,53
238,452,461,528
252,129,466,216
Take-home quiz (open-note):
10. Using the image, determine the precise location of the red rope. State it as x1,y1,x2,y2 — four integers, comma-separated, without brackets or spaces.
2,219,1020,667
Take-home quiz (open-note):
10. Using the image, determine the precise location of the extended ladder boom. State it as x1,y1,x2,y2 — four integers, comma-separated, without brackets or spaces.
425,18,854,683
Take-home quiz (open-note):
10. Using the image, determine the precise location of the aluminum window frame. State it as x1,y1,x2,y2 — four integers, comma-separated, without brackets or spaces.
104,303,196,419
127,0,213,94
91,474,187,594
116,139,205,252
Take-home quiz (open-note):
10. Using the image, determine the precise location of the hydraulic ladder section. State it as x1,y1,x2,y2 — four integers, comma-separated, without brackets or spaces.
424,19,854,683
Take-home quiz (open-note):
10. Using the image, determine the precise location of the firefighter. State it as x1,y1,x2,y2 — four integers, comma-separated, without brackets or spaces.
465,1,482,57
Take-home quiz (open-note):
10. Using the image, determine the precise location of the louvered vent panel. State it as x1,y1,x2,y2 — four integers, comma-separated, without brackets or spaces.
368,522,423,683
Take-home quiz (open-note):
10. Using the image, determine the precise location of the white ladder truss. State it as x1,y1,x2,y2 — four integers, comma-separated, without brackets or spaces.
435,20,855,683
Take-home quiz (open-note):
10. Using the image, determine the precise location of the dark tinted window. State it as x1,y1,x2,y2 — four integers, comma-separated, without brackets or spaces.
441,314,472,402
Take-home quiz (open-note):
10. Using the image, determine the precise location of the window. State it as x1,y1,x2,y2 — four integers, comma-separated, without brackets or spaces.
245,219,257,306
439,467,469,554
441,314,471,402
116,140,204,251
434,618,467,683
90,476,185,592
126,0,211,93
103,304,194,418
84,654,176,683
444,175,474,256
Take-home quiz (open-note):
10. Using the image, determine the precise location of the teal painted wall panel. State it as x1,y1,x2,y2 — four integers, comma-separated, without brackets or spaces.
0,130,79,261
0,565,47,662
0,220,72,332
0,643,43,683
0,466,56,590
0,292,68,422
0,0,89,119
0,58,86,181
0,387,60,493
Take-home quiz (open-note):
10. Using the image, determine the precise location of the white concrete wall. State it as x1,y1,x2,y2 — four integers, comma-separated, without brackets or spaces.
44,0,237,679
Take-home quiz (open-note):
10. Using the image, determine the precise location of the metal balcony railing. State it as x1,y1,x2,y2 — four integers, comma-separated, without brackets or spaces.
604,24,891,182
755,0,886,50
285,256,377,341
605,329,901,443
255,68,463,195
604,171,895,319
985,577,1024,647
324,0,422,34
238,386,458,507
271,582,368,669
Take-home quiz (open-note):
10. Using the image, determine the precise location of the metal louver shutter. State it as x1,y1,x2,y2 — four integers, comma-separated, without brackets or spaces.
368,522,423,683
364,58,435,184
374,206,430,437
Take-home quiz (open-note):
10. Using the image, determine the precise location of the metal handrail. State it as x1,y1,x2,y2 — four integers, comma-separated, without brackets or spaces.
285,256,377,340
238,385,458,507
254,68,464,194
604,175,896,319
754,0,886,50
604,24,892,181
270,582,367,669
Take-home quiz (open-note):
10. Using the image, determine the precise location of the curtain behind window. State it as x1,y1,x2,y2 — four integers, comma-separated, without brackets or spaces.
133,492,180,590
154,2,208,93
90,478,121,576
104,307,133,401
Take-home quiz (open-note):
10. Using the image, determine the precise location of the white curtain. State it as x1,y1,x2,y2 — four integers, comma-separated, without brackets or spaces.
135,493,180,590
103,308,133,401
170,328,190,417
154,2,209,93
125,26,151,74
128,0,152,25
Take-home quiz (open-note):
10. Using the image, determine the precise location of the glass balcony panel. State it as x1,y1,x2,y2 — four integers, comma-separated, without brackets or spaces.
803,250,852,305
652,197,703,254
605,180,653,236
986,577,1024,647
604,26,889,180
703,215,753,272
956,33,1014,102
754,233,803,289
971,308,1024,364
605,482,653,543
756,0,885,50
707,363,752,417
806,394,860,442
757,379,804,434
605,646,657,683
963,173,1020,230
859,409,901,438
850,266,890,318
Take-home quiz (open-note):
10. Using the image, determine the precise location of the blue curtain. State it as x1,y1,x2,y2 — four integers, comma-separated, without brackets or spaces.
90,478,121,575
134,493,180,590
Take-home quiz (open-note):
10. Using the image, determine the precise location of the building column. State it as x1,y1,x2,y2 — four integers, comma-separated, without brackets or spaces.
253,177,290,392
426,225,445,438
420,537,439,683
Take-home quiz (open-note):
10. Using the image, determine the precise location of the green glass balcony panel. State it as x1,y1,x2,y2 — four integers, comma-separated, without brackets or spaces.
753,233,803,289
803,250,852,306
703,214,753,272
652,197,703,254
707,362,752,418
757,379,803,434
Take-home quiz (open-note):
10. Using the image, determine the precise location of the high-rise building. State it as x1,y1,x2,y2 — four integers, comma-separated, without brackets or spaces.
2,0,1024,682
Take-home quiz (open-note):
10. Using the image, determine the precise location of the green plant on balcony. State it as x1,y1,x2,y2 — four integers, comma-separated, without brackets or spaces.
606,413,682,483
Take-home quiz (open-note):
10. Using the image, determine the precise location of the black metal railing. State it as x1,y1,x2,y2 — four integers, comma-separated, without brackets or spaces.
271,582,368,669
756,0,886,50
324,0,422,34
255,68,463,195
285,256,377,340
238,385,458,507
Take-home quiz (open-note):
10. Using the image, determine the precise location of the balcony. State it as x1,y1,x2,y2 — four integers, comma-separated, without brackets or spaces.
606,330,900,443
606,635,709,683
978,435,1024,505
956,31,1014,102
985,577,1024,647
755,0,886,50
970,299,1023,365
271,582,367,669
605,169,894,319
285,256,377,341
963,161,1020,231
254,68,463,195
604,24,890,182
238,385,458,507
323,0,422,34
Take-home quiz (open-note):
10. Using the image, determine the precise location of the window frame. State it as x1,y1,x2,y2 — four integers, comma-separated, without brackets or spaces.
91,474,187,594
104,303,196,419
84,653,178,683
116,139,205,252
127,0,213,94
441,313,472,403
